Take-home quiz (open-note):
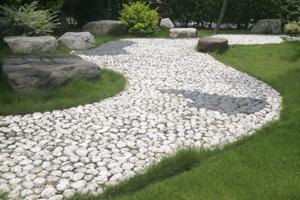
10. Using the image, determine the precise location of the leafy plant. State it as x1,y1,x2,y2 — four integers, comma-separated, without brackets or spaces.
0,1,60,36
62,0,131,27
282,0,300,22
120,1,159,35
284,21,300,36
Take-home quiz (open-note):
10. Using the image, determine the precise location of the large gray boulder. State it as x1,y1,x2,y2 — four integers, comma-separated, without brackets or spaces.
1,54,100,93
252,19,282,34
197,37,229,53
160,18,174,29
58,32,96,50
169,28,197,38
83,20,127,36
3,36,57,54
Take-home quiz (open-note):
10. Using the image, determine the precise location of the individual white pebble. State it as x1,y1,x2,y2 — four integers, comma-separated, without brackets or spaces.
56,179,70,191
33,177,46,187
71,180,86,190
41,187,57,198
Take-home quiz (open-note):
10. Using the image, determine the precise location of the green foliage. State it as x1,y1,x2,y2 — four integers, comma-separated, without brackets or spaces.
167,0,196,27
0,192,8,200
62,0,107,26
120,1,159,35
0,1,60,36
284,21,300,36
282,0,300,22
167,0,288,29
62,0,131,26
0,0,65,11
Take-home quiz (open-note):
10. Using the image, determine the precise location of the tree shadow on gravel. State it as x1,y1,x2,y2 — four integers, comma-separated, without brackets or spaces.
160,89,268,115
81,40,136,56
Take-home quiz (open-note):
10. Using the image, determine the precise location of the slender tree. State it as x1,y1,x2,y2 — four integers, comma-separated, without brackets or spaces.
215,0,229,32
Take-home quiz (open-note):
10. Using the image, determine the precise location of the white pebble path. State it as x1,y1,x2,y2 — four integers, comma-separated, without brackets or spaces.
212,34,283,45
0,35,282,200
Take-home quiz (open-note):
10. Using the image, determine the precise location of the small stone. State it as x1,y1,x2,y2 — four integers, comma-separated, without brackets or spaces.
116,141,126,148
25,195,40,200
41,187,57,198
42,161,52,169
109,173,122,183
9,178,22,185
25,173,36,181
56,179,70,191
33,112,43,120
24,128,35,134
23,164,34,171
47,175,60,182
2,173,15,180
71,180,86,189
21,189,33,197
63,189,75,198
122,163,134,170
51,170,62,177
110,167,123,174
23,181,34,189
0,166,10,173
0,183,10,192
33,177,46,186
61,165,74,172
71,172,85,181
75,148,88,157
94,175,108,185
49,195,64,200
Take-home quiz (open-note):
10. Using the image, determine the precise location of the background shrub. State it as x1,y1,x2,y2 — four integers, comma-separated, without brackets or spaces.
284,21,300,36
62,0,131,26
282,0,300,23
120,1,159,35
0,1,60,36
0,0,298,32
166,0,297,29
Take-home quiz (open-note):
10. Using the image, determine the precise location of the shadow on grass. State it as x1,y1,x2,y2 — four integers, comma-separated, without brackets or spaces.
67,148,222,200
279,42,300,63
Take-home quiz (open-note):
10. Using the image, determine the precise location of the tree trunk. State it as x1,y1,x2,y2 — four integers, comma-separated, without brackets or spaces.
215,0,229,33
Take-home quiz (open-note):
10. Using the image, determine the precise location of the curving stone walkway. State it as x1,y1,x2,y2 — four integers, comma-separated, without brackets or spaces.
0,36,282,200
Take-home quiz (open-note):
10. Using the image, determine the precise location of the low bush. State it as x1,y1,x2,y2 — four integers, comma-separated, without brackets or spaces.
284,21,300,36
120,1,159,35
0,1,60,36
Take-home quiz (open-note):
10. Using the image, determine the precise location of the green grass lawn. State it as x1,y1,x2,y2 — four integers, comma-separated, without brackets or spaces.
66,41,300,200
0,69,126,115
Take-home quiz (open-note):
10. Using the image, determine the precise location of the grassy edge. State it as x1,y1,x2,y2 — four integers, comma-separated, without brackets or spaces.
0,69,127,115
